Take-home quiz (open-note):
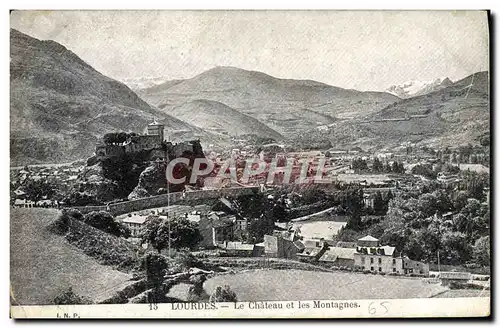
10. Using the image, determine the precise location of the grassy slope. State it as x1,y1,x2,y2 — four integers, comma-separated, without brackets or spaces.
10,208,132,305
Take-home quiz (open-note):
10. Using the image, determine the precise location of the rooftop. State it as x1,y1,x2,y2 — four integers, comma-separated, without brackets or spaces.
320,247,356,261
148,120,164,126
358,235,379,242
224,242,255,251
122,215,148,225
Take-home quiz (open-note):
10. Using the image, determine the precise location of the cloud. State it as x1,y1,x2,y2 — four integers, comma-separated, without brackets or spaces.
10,10,489,91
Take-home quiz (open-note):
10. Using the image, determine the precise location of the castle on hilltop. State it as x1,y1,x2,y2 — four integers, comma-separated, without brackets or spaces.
92,121,200,163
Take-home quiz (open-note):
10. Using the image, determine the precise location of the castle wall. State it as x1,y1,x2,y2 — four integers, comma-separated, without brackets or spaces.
71,186,259,216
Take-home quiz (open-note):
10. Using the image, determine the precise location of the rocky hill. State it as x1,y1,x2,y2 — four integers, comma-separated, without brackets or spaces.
10,29,220,165
138,66,400,137
308,71,489,150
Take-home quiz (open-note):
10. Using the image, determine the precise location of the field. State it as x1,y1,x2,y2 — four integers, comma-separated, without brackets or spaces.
203,269,447,301
10,208,133,305
292,221,347,240
433,290,490,298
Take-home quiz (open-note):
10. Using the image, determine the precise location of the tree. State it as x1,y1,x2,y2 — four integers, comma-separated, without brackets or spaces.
209,285,237,302
53,287,91,305
103,132,128,145
141,252,169,303
416,193,438,218
187,274,208,302
452,191,468,212
248,212,275,243
83,211,130,238
452,199,489,241
384,190,394,203
373,191,385,214
344,188,363,231
140,216,169,253
440,231,472,265
473,236,490,267
140,216,202,253
352,158,368,173
168,217,203,250
24,179,56,202
404,235,425,261
392,161,403,174
372,158,383,173
411,164,436,179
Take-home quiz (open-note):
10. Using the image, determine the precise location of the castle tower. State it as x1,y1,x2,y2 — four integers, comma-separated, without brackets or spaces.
147,120,165,142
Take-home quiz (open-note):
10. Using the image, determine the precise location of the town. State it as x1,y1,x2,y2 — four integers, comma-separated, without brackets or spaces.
10,119,490,304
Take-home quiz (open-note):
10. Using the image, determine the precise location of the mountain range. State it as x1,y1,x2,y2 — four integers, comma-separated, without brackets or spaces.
137,66,400,137
313,71,489,150
386,77,454,99
10,29,490,164
10,29,225,165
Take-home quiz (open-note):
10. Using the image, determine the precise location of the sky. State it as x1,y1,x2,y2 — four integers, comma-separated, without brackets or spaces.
10,10,489,91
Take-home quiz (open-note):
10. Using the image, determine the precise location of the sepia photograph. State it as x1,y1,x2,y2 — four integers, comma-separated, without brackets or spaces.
8,9,490,318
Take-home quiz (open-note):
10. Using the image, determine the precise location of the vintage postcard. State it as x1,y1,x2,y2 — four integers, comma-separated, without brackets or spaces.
9,10,490,319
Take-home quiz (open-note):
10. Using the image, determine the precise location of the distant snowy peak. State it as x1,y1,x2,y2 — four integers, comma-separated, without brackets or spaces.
121,76,168,90
386,77,453,99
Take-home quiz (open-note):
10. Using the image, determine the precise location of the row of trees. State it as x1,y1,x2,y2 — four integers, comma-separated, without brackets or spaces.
352,158,405,174
338,187,490,267
102,132,138,145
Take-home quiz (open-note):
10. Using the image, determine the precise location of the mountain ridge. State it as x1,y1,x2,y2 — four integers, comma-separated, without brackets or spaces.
139,66,400,136
386,77,454,99
10,29,222,165
310,71,489,150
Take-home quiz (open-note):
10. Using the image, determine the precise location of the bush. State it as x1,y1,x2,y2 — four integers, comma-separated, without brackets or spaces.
209,285,237,302
449,282,486,290
53,287,92,305
83,211,130,238
170,250,205,273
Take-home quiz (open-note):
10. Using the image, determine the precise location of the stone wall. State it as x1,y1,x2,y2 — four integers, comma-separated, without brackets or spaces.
72,186,259,216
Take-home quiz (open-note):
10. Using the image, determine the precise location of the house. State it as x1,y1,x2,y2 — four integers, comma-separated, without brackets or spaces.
439,272,472,286
352,235,429,276
437,172,461,187
296,239,328,262
198,212,236,248
158,205,192,218
458,164,489,175
402,257,430,275
363,193,375,209
122,215,148,237
319,247,356,267
357,235,380,247
263,230,303,259
221,242,264,257
233,217,249,241
36,199,53,207
13,189,26,197
336,241,357,249
13,199,35,208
